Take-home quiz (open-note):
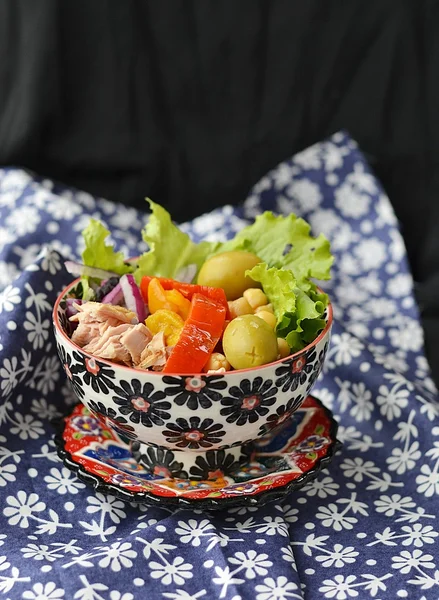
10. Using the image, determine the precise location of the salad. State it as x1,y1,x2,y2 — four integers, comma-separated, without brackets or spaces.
64,200,333,374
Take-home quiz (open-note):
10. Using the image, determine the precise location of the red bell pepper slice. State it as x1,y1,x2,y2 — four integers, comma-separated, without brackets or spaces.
140,276,228,313
163,293,226,373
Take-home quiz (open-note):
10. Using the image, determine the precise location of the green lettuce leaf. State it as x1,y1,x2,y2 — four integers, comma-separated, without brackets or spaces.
247,263,328,352
133,200,220,283
82,219,133,275
221,211,333,290
80,219,133,299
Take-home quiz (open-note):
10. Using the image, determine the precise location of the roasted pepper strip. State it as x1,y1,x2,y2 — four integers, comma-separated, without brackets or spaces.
140,276,228,313
163,293,226,373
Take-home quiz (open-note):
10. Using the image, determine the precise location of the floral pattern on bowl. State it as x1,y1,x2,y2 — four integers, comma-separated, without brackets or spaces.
53,278,332,478
53,395,340,509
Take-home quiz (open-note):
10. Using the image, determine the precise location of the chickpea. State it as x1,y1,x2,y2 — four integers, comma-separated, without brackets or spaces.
228,297,253,319
255,303,273,314
277,337,291,359
243,288,268,310
204,352,231,372
255,310,277,329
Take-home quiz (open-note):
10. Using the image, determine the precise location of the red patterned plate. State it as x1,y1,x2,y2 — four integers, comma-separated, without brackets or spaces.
53,395,341,509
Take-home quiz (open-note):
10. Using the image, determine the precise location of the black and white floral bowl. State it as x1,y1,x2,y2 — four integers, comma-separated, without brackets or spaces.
53,278,332,481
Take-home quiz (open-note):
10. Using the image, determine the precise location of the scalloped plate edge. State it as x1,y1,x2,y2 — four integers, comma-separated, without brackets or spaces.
52,396,342,510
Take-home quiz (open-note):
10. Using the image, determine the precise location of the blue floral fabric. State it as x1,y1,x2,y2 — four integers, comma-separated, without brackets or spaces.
0,131,438,600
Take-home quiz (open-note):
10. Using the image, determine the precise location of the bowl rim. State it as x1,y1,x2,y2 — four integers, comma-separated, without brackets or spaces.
52,277,333,377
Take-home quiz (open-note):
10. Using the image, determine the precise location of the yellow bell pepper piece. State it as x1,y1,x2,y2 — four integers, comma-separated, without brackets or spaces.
145,309,185,346
148,278,179,314
165,289,191,320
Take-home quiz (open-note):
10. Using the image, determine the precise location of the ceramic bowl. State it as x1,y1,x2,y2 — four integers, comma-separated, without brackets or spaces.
53,278,332,480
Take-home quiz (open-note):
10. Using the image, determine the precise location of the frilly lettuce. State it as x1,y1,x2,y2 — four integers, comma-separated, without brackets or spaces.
221,211,333,290
247,263,328,352
133,200,220,283
80,219,133,299
80,201,332,349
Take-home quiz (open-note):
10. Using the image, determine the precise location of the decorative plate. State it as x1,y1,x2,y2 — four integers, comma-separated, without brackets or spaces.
53,395,341,509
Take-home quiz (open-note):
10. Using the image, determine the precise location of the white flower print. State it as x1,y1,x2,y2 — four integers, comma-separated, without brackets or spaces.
149,556,193,586
331,223,358,252
0,285,20,312
255,576,301,600
13,243,42,269
0,227,14,252
109,592,134,600
328,333,363,365
338,253,360,276
309,209,342,237
323,142,347,171
0,260,19,288
376,384,409,420
333,279,368,309
376,193,398,226
45,195,82,221
346,162,377,193
271,163,296,190
335,182,370,218
315,544,359,568
286,179,322,211
319,574,358,599
0,556,10,571
400,524,439,547
388,319,424,352
293,145,321,169
0,357,19,396
23,310,50,350
315,504,357,532
40,248,62,274
21,543,61,562
373,351,409,374
6,205,40,235
255,516,289,537
110,207,142,230
279,546,296,568
44,467,86,495
392,549,435,574
9,413,44,440
374,495,416,518
349,382,373,422
354,238,387,270
3,491,46,527
416,465,439,497
22,581,64,599
175,519,215,546
387,442,421,475
368,297,398,318
387,273,413,298
340,458,379,482
97,542,137,572
31,397,60,420
303,475,339,498
0,462,17,487
228,550,273,579
85,494,127,524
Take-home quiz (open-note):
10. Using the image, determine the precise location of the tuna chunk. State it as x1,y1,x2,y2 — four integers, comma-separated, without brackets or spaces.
120,324,152,365
83,323,132,355
70,302,137,325
137,332,168,370
70,302,138,349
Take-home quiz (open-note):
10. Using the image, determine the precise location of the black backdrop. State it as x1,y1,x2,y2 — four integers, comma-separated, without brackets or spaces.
0,0,438,382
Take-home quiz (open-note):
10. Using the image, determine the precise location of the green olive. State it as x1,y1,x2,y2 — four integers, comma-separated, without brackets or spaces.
197,251,261,300
223,314,278,370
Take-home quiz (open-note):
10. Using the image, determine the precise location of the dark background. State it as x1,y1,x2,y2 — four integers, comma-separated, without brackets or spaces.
0,0,438,382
